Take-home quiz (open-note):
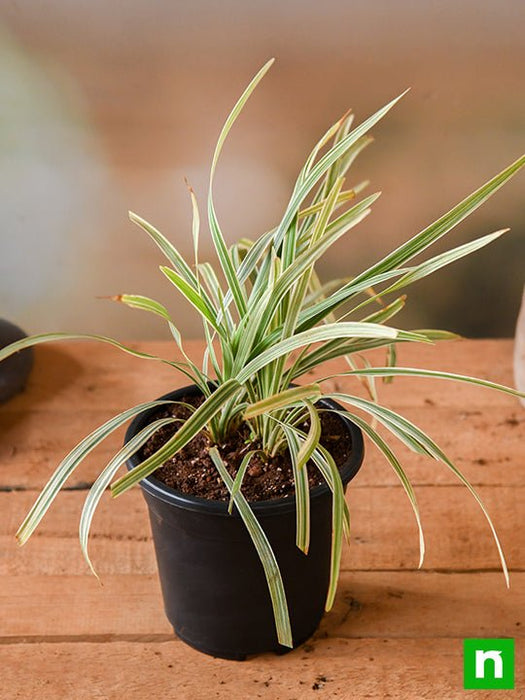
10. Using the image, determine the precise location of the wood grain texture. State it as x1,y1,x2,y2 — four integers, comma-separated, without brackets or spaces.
0,340,523,697
1,484,523,576
1,638,523,699
1,403,523,489
1,572,523,640
0,340,522,491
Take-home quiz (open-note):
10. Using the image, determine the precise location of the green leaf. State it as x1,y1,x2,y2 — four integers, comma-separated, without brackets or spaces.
197,262,233,331
295,268,412,332
299,188,356,219
161,266,224,335
258,193,379,338
244,384,321,419
111,379,242,497
227,450,259,515
208,59,274,316
296,400,322,472
209,446,293,648
274,90,408,249
129,211,198,287
16,400,177,546
297,110,352,187
328,408,425,568
240,322,427,383
110,294,171,322
277,422,311,554
349,155,525,289
308,444,346,610
0,332,197,383
381,229,510,294
359,296,406,326
342,366,525,400
304,277,351,308
329,393,509,585
79,416,177,576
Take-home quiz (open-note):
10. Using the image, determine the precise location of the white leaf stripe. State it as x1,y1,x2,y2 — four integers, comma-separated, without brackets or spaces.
0,332,196,384
129,211,197,287
309,444,346,610
274,90,408,248
207,60,274,316
382,229,509,294
296,401,322,472
341,366,525,399
329,392,509,586
209,446,293,648
238,322,400,382
277,422,311,554
349,155,525,288
16,400,177,546
110,379,242,496
79,417,177,576
325,407,425,569
227,451,259,515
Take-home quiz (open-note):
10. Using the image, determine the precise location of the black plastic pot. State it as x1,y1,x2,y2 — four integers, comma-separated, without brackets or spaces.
125,384,364,660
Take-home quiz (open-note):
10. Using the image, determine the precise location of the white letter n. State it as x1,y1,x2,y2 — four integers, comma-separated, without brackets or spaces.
475,650,503,679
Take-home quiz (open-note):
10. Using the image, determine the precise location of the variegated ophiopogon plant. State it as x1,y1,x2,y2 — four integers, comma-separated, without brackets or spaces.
2,59,524,648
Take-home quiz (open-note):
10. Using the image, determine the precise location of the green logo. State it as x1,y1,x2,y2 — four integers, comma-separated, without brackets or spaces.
464,639,514,690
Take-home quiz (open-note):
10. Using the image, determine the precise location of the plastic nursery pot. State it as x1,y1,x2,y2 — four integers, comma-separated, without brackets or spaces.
125,384,364,660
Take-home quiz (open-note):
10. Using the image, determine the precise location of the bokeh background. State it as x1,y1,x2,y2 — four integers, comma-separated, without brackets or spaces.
1,1,523,340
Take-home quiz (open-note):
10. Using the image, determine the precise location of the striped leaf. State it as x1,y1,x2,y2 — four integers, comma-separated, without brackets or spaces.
129,211,197,287
207,60,274,315
209,446,293,648
79,416,177,576
329,392,509,585
111,379,242,496
244,384,321,419
110,294,171,322
341,366,525,400
16,400,177,546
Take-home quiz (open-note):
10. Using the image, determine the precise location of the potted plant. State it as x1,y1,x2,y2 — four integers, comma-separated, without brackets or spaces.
1,59,523,659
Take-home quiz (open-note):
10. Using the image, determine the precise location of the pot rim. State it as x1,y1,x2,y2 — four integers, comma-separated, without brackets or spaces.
125,383,364,516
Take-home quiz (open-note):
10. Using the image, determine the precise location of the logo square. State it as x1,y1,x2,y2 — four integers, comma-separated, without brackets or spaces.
464,638,514,690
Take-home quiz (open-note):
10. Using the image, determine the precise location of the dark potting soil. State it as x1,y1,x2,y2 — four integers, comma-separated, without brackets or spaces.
139,394,352,502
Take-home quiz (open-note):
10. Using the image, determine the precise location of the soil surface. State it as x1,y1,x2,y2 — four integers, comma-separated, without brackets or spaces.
139,394,352,502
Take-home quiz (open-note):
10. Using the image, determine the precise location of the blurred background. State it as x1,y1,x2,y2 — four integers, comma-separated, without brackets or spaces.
1,0,523,340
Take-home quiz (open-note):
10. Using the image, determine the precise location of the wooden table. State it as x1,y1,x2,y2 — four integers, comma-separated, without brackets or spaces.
1,339,523,698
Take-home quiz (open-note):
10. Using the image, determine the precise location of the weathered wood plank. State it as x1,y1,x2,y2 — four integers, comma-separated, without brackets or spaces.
0,340,517,416
1,572,523,640
0,340,522,491
0,637,522,699
1,403,523,489
0,638,426,699
1,485,523,575
1,343,184,413
0,341,521,697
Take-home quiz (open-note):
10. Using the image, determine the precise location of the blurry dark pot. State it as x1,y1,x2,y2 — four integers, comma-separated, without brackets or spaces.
125,383,364,660
0,319,33,403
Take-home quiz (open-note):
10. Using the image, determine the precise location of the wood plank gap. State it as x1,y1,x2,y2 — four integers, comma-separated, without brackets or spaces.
0,634,177,645
0,483,95,492
2,633,516,646
339,567,524,574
